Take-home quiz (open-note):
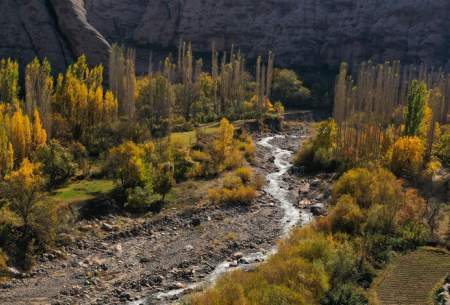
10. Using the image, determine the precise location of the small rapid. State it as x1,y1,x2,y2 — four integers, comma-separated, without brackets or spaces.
131,134,312,305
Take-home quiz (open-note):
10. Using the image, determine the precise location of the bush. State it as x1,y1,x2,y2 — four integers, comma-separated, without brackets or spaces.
321,284,368,305
169,139,194,182
234,167,253,185
294,141,315,167
395,188,427,227
329,195,365,234
209,186,257,206
332,167,402,209
222,174,243,189
0,249,8,274
124,186,154,213
189,150,216,178
28,201,58,249
294,120,337,172
435,130,450,168
393,222,429,251
223,186,257,205
237,133,256,161
224,148,244,170
389,136,424,177
363,204,397,235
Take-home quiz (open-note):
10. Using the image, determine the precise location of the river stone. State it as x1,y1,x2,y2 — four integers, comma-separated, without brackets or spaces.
310,205,327,216
232,252,244,259
101,223,113,232
298,183,310,194
139,256,152,263
174,282,186,289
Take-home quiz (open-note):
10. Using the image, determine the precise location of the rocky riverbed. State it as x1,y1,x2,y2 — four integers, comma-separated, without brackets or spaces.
0,124,333,305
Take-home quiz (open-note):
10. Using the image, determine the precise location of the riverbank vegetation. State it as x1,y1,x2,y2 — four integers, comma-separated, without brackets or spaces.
190,61,450,305
0,43,308,272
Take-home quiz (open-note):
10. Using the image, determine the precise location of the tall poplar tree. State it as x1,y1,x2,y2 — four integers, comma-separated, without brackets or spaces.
404,80,428,136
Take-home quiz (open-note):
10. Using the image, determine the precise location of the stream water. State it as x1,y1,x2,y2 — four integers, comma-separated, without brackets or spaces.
131,134,312,305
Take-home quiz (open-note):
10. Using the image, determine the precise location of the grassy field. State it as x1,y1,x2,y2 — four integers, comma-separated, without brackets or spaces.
170,119,249,146
371,247,450,305
48,120,244,208
49,179,115,204
170,124,220,146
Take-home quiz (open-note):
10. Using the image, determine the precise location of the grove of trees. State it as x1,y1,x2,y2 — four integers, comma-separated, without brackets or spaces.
0,42,298,272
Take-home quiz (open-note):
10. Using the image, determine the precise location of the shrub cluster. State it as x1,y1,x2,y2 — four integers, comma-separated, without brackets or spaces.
208,167,259,205
189,119,253,178
193,166,437,305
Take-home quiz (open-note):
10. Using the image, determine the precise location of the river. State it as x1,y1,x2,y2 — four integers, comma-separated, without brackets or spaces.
131,134,313,305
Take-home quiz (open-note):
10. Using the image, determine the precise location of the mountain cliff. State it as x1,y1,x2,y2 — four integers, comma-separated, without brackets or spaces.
1,0,449,72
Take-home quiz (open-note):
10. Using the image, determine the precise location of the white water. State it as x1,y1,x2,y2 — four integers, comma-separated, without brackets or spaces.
131,134,312,305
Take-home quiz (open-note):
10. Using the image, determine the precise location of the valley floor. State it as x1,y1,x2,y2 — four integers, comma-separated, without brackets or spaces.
0,123,329,305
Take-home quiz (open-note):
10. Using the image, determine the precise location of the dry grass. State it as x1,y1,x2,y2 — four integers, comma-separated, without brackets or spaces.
370,247,450,305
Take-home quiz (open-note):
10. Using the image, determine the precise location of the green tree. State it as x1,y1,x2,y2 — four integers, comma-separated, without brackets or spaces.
271,69,311,108
0,58,19,104
137,75,174,137
34,140,77,188
404,80,428,136
154,163,175,202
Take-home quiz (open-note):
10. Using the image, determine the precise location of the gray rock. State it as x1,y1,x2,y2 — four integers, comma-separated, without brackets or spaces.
174,282,186,289
310,205,327,216
298,183,310,194
139,256,152,263
229,261,239,268
101,223,113,232
1,0,448,74
232,252,244,259
6,267,23,278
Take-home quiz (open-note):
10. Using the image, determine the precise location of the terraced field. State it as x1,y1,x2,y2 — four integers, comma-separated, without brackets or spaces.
373,247,450,305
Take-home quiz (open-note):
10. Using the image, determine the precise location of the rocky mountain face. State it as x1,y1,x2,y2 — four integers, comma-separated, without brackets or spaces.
1,0,449,73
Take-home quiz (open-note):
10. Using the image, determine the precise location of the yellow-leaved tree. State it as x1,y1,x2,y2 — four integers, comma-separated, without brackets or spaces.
1,159,45,228
32,110,47,150
8,108,32,162
0,159,57,269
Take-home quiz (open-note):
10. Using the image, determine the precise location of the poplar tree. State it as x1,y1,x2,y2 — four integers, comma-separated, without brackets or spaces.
25,58,54,137
404,80,428,136
109,45,136,120
0,125,13,177
137,74,174,137
0,58,19,104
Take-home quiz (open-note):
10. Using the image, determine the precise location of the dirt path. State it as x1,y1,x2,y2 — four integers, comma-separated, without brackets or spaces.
0,124,331,305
